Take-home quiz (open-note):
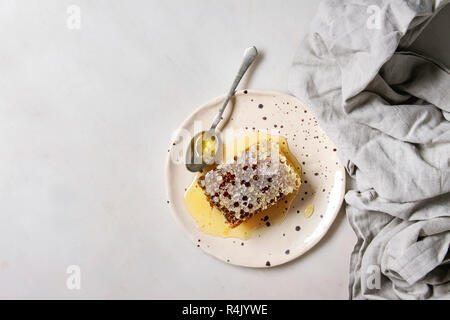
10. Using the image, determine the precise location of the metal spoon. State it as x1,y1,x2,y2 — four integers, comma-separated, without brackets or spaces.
185,46,258,172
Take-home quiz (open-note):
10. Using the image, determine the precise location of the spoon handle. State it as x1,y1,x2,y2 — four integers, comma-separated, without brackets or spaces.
210,46,258,130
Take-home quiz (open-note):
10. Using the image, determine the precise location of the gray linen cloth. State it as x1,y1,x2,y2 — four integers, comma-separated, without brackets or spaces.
289,0,450,299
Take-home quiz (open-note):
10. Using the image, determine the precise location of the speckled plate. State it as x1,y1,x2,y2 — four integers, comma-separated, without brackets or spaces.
165,90,345,267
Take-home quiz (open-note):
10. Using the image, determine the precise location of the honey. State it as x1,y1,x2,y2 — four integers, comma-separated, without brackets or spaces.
195,132,217,164
184,132,302,240
202,137,216,157
304,203,314,218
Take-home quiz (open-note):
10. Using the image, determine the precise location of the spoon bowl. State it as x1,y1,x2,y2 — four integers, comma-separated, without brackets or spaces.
185,129,221,172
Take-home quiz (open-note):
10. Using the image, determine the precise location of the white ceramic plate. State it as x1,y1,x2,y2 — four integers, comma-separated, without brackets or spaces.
165,90,345,267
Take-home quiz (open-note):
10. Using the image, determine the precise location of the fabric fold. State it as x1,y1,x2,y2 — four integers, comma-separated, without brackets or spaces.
289,0,450,299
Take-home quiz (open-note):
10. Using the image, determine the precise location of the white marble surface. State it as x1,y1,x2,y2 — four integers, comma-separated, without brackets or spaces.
0,0,357,299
